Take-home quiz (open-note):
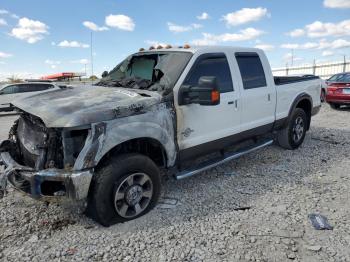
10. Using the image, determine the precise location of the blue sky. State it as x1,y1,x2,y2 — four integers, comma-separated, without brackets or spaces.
0,0,349,80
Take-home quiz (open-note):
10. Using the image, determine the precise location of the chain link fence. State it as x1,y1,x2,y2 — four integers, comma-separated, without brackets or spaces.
272,57,350,79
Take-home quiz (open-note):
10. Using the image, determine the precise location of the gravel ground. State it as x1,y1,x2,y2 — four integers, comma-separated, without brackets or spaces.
0,105,350,262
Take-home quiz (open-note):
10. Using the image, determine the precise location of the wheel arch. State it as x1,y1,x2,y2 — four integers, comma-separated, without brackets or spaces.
287,93,313,130
96,137,169,170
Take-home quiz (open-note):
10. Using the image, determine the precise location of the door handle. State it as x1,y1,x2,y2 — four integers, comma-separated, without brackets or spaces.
228,101,234,105
268,94,271,101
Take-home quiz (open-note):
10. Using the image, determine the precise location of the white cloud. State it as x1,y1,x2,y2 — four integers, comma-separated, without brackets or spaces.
222,7,269,27
144,40,167,48
197,12,210,20
280,43,300,49
281,39,350,50
167,22,202,33
255,44,274,51
57,40,89,48
11,14,19,19
286,29,305,37
319,38,350,49
83,21,109,31
283,52,303,63
45,59,61,65
324,0,350,8
10,17,49,43
306,20,350,38
105,14,135,31
71,59,89,64
0,52,12,58
288,20,350,38
192,28,264,45
322,50,334,56
0,18,7,26
0,9,9,15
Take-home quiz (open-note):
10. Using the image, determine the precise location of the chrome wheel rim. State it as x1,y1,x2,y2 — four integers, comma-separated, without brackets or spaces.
114,173,153,218
292,116,304,143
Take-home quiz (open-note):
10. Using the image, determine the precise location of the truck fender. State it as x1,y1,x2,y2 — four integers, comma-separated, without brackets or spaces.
275,93,313,130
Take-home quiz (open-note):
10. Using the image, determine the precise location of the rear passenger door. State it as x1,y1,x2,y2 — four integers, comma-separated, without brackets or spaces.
235,52,276,132
176,53,241,151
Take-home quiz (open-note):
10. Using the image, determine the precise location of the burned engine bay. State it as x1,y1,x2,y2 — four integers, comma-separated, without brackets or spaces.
7,112,88,171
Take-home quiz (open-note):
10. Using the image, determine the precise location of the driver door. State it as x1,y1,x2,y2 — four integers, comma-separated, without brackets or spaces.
175,52,241,158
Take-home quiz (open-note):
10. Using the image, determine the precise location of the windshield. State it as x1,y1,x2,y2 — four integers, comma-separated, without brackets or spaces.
336,73,350,83
329,73,345,82
96,52,192,94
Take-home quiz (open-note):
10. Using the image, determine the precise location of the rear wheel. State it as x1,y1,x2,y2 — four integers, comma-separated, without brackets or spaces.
86,153,161,226
277,108,307,150
329,103,340,109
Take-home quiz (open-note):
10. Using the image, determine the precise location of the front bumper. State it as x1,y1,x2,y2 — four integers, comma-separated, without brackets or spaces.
0,147,93,201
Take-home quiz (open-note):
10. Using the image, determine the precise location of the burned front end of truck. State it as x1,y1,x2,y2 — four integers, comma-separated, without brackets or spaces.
0,50,191,203
0,112,93,200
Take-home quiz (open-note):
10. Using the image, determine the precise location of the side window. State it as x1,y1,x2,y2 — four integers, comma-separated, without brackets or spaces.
184,54,233,93
18,84,51,93
2,85,19,94
235,53,267,89
32,84,52,91
17,84,32,93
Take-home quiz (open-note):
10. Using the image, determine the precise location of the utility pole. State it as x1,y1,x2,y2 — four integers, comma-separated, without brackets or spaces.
291,49,294,67
90,32,94,78
343,55,346,73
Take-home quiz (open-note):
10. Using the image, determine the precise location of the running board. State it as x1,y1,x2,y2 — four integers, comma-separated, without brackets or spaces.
174,139,274,180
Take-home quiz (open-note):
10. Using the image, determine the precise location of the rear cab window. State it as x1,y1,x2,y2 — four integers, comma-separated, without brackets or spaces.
235,53,267,89
184,53,233,93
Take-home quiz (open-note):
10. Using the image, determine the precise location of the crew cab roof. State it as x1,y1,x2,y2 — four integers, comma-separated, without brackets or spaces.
138,46,264,55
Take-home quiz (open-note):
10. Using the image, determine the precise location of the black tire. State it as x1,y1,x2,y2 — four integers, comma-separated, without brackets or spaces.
277,108,307,150
329,103,340,109
86,153,161,226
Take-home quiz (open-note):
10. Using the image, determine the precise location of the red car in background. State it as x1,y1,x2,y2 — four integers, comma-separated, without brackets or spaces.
326,72,350,109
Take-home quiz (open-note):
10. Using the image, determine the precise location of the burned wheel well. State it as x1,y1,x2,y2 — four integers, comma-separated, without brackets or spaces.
296,99,312,129
96,138,167,169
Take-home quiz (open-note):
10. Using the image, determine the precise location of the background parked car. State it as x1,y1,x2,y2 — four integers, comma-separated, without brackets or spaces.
325,72,350,109
0,82,61,112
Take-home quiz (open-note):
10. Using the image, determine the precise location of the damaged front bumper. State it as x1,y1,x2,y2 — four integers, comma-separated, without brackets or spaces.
0,144,93,201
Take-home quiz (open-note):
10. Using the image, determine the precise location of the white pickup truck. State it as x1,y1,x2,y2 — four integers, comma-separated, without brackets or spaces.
0,46,321,226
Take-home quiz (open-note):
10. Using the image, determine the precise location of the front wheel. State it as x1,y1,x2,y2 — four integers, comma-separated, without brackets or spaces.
86,153,161,226
277,108,307,150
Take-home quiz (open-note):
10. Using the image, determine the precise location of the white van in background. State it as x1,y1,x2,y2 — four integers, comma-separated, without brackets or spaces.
0,82,60,112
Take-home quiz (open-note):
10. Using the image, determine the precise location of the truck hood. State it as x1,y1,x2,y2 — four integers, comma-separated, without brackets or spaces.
12,85,162,128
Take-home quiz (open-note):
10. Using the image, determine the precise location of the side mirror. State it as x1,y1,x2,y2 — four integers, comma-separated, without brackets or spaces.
178,76,220,106
0,91,3,95
101,71,108,78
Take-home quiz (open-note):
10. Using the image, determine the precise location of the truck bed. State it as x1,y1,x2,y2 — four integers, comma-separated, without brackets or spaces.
274,75,319,85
